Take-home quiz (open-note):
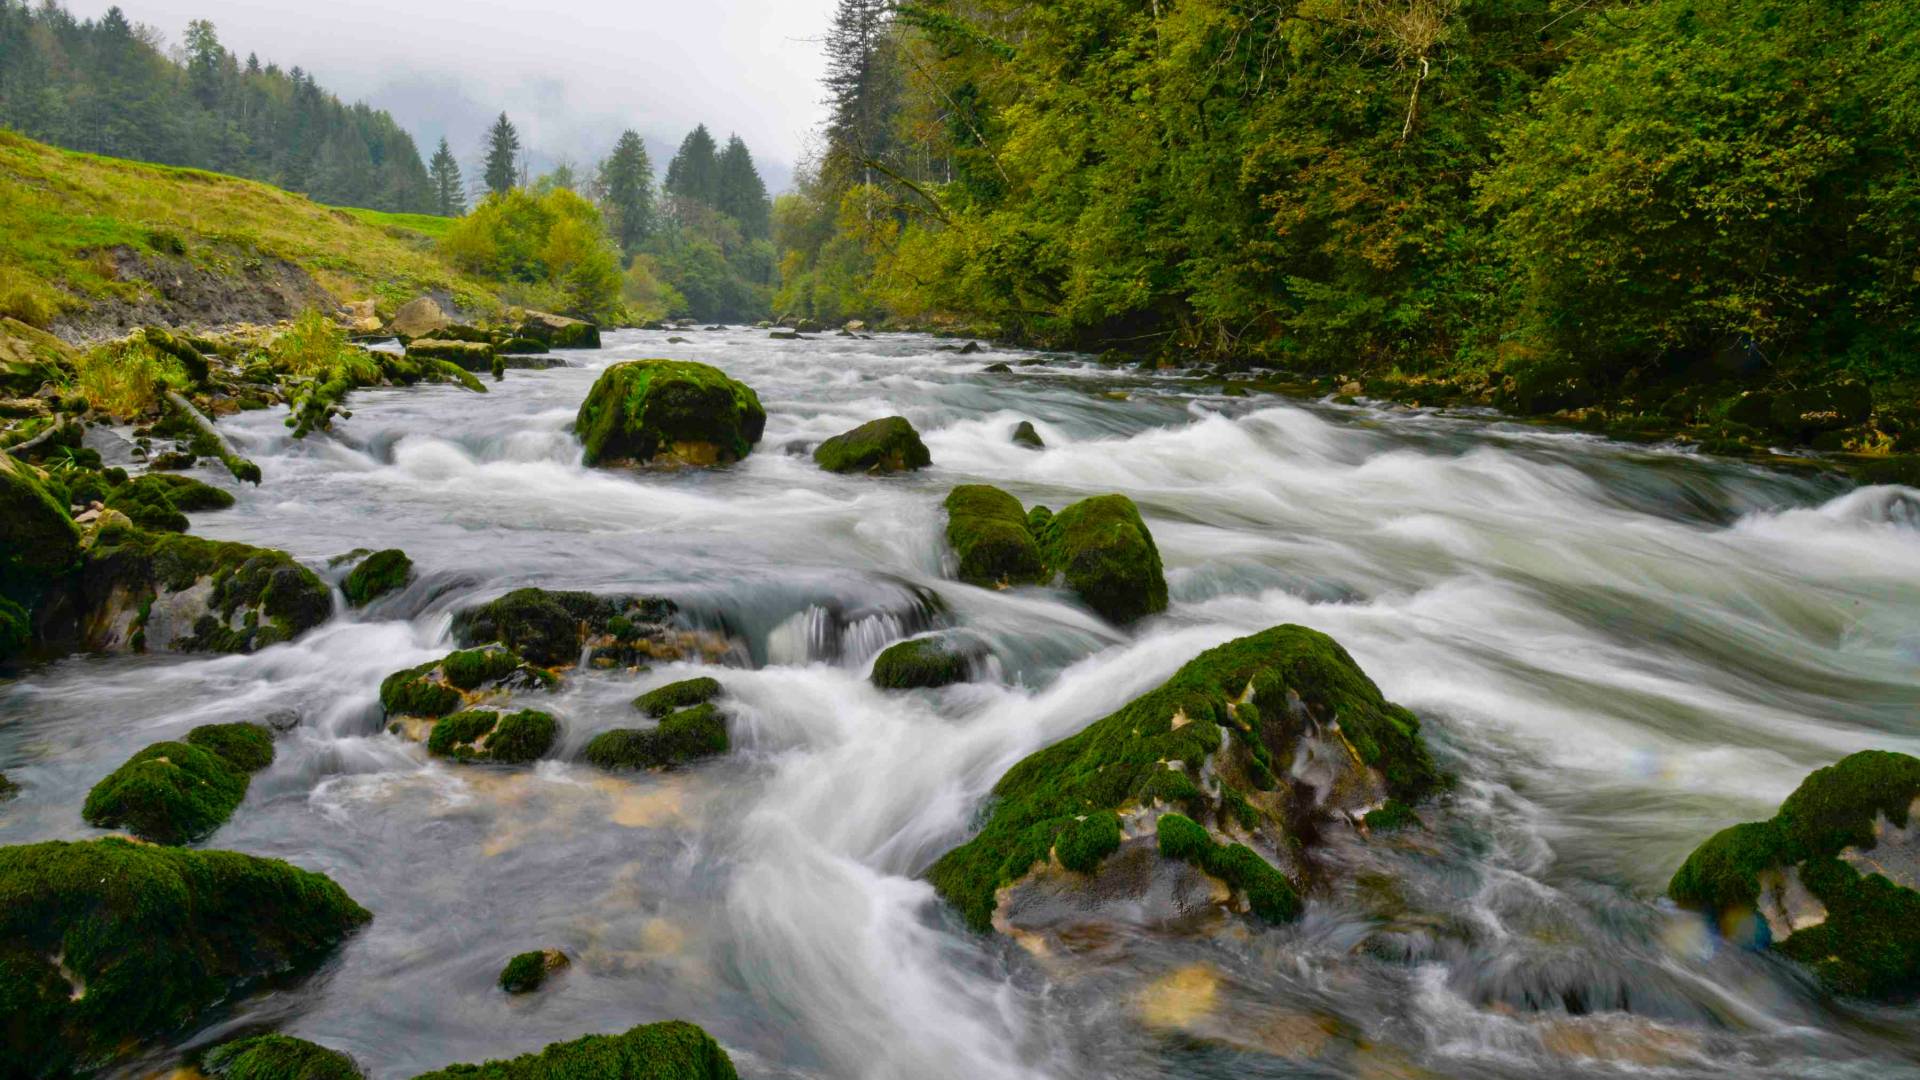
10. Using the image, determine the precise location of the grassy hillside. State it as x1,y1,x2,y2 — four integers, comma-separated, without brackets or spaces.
0,130,497,332
336,207,459,243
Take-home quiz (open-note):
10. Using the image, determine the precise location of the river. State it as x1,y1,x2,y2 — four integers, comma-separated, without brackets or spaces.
4,328,1919,1078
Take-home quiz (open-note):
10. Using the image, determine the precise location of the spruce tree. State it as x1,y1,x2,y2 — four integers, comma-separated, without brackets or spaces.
715,135,770,239
428,137,465,217
483,112,520,196
599,129,655,256
663,124,719,208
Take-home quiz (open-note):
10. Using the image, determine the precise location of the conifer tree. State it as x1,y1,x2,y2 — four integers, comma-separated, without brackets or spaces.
483,112,520,196
428,137,465,217
599,129,656,256
663,124,719,207
716,135,770,239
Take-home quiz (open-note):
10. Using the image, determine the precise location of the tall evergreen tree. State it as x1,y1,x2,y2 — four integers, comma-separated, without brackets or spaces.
598,129,656,257
483,112,520,196
716,135,771,240
428,137,465,217
663,124,720,207
821,0,898,185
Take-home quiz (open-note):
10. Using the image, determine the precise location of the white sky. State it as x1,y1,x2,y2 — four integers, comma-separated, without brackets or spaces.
69,0,838,191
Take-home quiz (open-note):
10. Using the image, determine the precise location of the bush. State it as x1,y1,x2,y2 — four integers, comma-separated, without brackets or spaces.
441,189,622,320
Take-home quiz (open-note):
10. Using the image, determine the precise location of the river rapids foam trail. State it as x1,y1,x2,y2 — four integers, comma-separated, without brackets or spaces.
4,329,1919,1078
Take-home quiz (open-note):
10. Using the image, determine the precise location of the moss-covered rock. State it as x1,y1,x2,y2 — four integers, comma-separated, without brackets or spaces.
77,525,331,654
202,1034,365,1080
584,704,728,772
1669,750,1920,1000
927,625,1439,931
451,588,695,669
1010,420,1044,449
1033,494,1168,623
517,311,601,350
497,948,568,994
632,676,721,717
379,647,556,722
1156,812,1302,922
575,360,766,467
943,484,1045,588
82,740,249,844
342,548,412,608
186,721,276,773
0,770,19,802
0,838,369,1077
0,450,81,581
104,473,235,533
813,416,931,475
870,637,973,690
426,709,558,765
411,1020,735,1080
405,339,495,371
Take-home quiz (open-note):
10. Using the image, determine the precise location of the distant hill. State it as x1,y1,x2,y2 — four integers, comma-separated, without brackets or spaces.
0,129,496,340
0,2,433,214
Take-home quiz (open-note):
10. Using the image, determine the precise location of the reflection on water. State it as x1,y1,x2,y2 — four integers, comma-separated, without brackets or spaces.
3,329,1918,1078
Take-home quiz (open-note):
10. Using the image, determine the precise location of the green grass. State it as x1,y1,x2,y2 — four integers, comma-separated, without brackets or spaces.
333,206,458,242
0,129,497,324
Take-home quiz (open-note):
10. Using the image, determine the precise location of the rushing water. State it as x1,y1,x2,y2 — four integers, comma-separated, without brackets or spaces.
5,328,1920,1078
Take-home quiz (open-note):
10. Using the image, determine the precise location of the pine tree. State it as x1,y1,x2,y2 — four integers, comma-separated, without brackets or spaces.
429,137,465,216
599,129,655,256
663,124,719,208
821,0,897,185
716,135,770,239
183,20,223,110
483,112,520,196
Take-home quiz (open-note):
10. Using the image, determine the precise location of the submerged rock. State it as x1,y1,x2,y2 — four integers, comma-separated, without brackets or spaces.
0,837,369,1077
1033,494,1168,623
813,415,931,475
342,548,412,608
497,948,569,994
76,524,331,654
1010,420,1044,449
870,635,979,690
426,709,559,764
82,721,274,844
944,484,1046,589
927,625,1440,933
410,1020,736,1080
1669,750,1920,1000
203,1034,364,1080
575,360,766,468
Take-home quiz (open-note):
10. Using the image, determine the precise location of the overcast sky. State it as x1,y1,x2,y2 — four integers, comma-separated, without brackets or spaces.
72,0,838,191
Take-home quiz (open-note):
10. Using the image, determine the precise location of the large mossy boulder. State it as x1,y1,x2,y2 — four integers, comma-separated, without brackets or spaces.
77,524,331,654
575,360,765,467
1032,494,1167,623
82,721,275,844
870,636,976,690
411,1020,736,1080
927,625,1440,933
0,838,369,1077
813,416,931,475
342,548,412,608
203,1035,364,1080
451,587,709,669
943,484,1046,589
1669,750,1920,1000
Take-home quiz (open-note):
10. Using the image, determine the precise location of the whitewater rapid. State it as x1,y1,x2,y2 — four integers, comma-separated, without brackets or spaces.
3,328,1918,1078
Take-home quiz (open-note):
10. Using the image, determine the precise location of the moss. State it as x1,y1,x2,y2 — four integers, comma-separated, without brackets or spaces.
410,1020,736,1080
928,625,1437,931
379,663,464,718
813,416,932,474
441,647,529,691
0,450,81,579
451,588,625,666
1036,494,1167,623
81,740,250,844
575,360,766,467
943,485,1045,588
0,596,27,662
1054,811,1122,873
870,638,971,690
1364,799,1419,832
186,722,275,773
80,526,330,653
0,838,369,1078
342,548,411,608
104,474,235,533
497,951,549,994
584,704,728,771
405,339,495,371
380,648,553,720
202,1034,365,1080
633,676,723,717
427,710,557,765
1668,750,1920,999
1157,814,1302,922
1155,812,1212,863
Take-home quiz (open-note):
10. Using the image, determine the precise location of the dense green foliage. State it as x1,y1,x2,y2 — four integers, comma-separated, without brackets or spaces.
0,838,369,1076
203,1035,365,1080
411,1020,738,1080
0,4,432,212
1669,750,1920,999
575,360,767,467
776,0,1919,430
441,188,623,321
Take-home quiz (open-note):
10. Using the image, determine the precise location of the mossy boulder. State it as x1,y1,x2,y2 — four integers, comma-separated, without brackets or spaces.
411,1020,736,1080
584,704,728,772
1,450,81,581
0,317,75,395
1669,750,1920,1000
104,473,235,533
0,771,17,801
379,646,556,724
406,339,495,372
77,525,331,654
1032,494,1167,623
83,722,275,844
632,676,722,717
943,484,1046,588
575,360,766,467
203,1035,364,1080
0,838,369,1077
813,416,931,475
517,310,601,349
927,625,1439,932
342,548,412,608
870,636,975,690
497,948,568,994
451,587,696,669
426,709,559,764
